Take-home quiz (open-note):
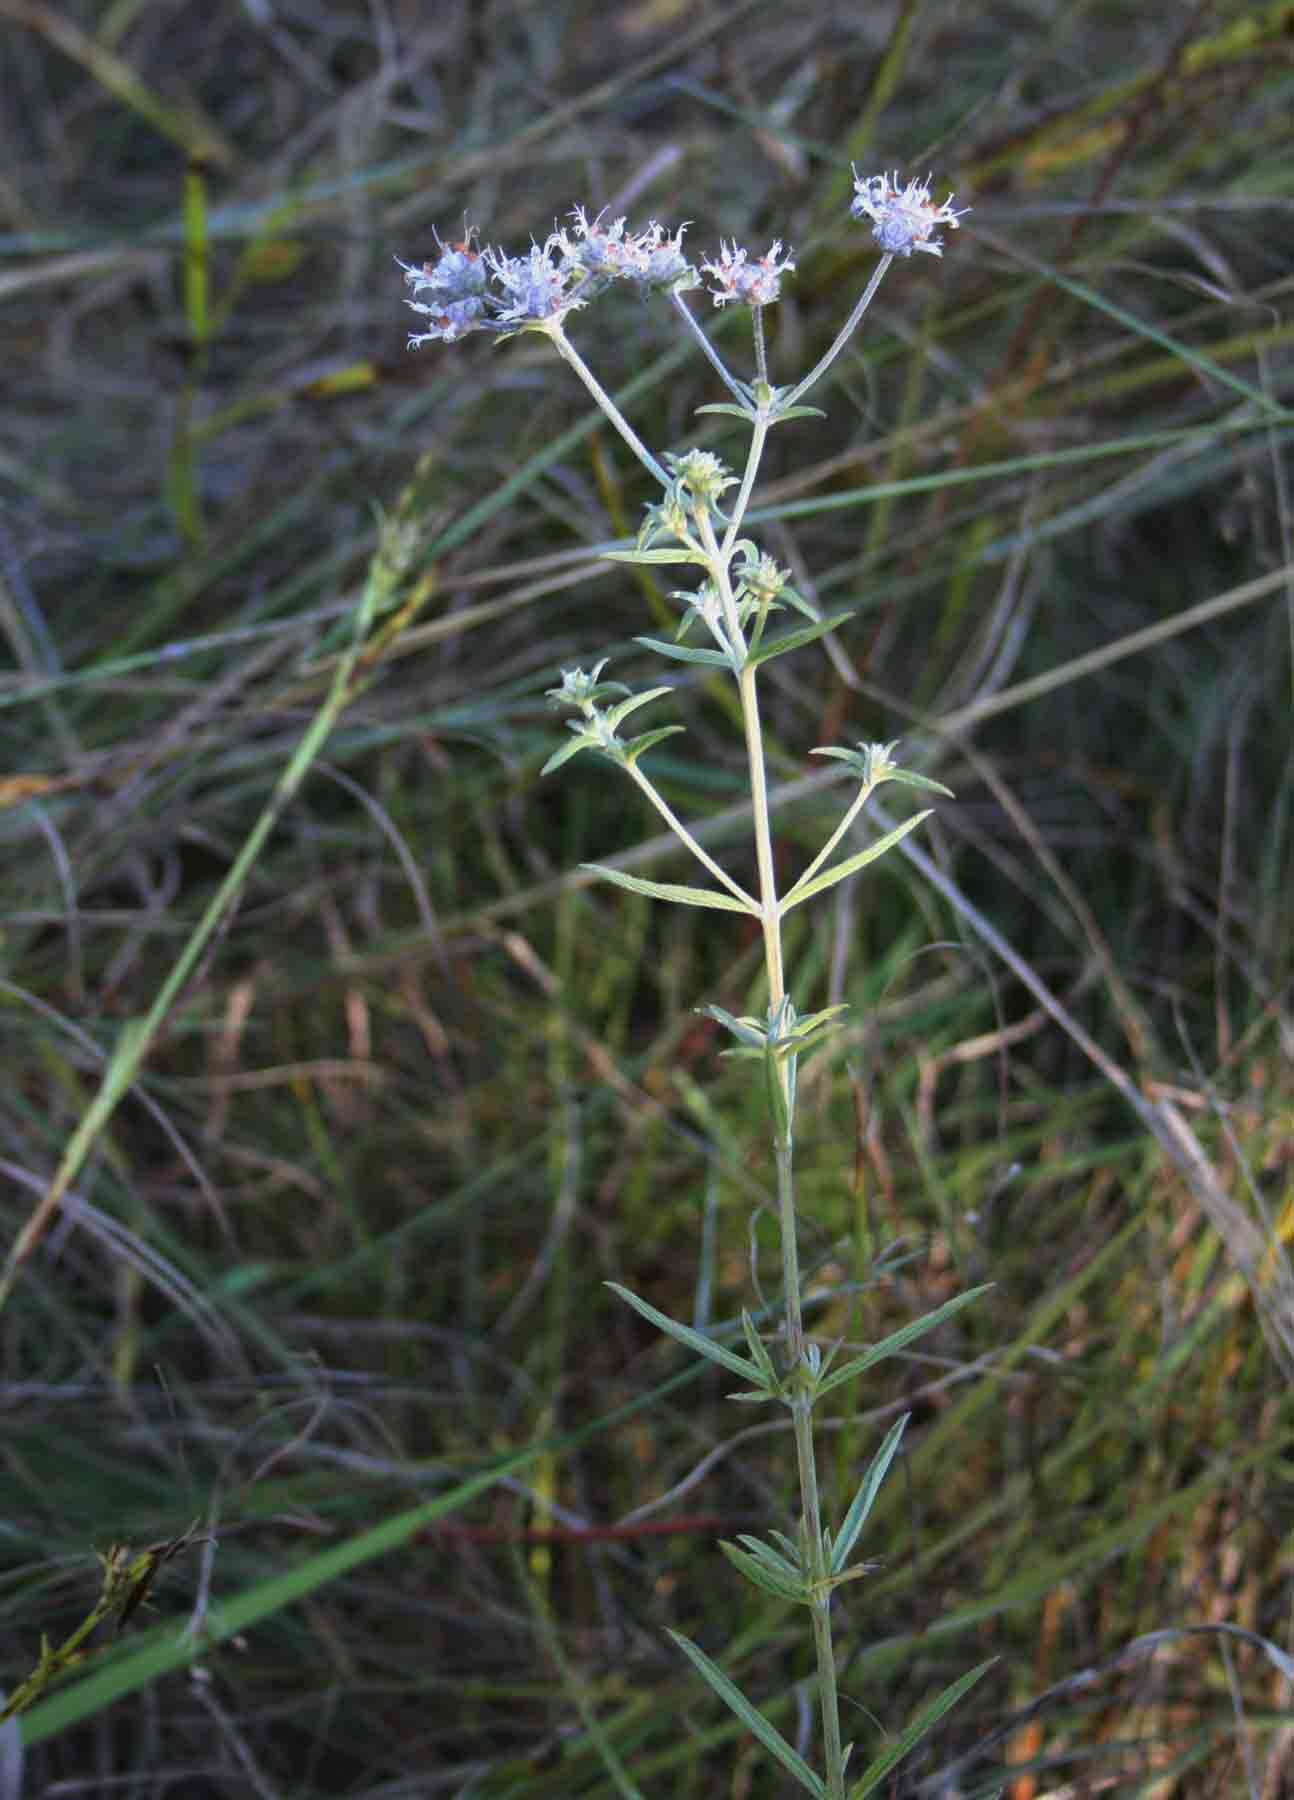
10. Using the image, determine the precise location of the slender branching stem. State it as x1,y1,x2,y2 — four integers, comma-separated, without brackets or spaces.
648,284,865,1796
547,320,671,488
722,411,770,553
738,660,785,1008
700,462,844,1786
782,778,876,908
785,253,892,409
751,305,769,387
519,181,969,1789
669,290,749,404
625,761,757,909
696,506,784,1001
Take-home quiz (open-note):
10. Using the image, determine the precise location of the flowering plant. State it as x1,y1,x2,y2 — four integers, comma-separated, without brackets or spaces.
400,167,986,1798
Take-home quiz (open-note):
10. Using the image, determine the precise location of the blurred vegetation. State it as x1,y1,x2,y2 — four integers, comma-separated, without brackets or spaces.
0,0,1291,1793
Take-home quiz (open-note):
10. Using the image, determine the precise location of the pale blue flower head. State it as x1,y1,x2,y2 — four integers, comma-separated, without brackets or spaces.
557,208,696,293
850,170,967,258
486,239,583,328
701,239,796,308
397,232,490,345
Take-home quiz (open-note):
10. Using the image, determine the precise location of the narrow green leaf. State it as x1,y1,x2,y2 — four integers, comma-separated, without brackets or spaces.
604,548,705,565
732,1533,801,1579
881,767,955,797
831,1416,908,1575
767,1528,802,1565
740,1309,778,1385
817,1286,991,1399
718,1541,807,1603
769,403,827,421
540,734,598,777
782,1003,851,1040
779,585,827,621
846,1660,995,1798
582,866,756,914
697,1003,766,1046
745,610,855,670
634,636,733,668
779,812,932,914
605,686,675,728
695,402,757,419
606,1282,764,1383
667,1632,828,1798
771,1021,843,1062
623,726,686,764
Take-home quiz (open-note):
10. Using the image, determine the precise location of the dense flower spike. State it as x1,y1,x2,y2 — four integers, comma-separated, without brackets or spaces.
701,238,796,308
850,169,967,258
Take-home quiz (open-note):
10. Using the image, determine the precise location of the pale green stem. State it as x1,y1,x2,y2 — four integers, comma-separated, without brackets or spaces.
624,760,757,910
735,660,784,1007
784,253,892,410
751,305,769,387
778,1075,844,1798
696,509,782,997
710,472,845,1790
566,287,850,1792
721,411,770,555
781,778,876,910
668,290,749,405
547,320,671,489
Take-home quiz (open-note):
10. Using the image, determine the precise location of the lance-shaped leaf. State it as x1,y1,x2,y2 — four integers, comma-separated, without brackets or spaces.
603,686,676,731
605,1282,768,1385
697,1003,768,1049
540,731,603,777
745,609,855,670
603,547,707,566
776,584,829,622
831,1415,908,1576
846,1660,995,1798
816,1286,991,1400
622,725,685,766
719,1535,809,1604
740,1308,780,1389
634,636,734,668
582,866,757,914
779,811,932,914
667,1631,828,1798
